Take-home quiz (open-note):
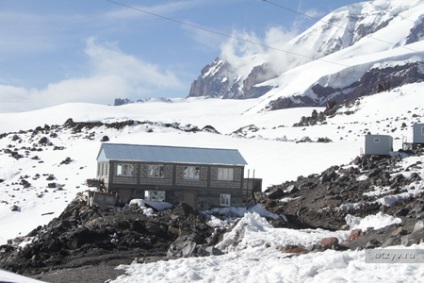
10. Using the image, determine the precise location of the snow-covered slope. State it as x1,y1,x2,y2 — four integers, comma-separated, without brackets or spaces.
1,82,423,244
188,0,424,112
110,214,424,283
1,82,424,281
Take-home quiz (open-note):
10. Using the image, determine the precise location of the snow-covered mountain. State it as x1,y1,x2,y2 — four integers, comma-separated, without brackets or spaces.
188,0,424,112
3,1,424,281
1,83,424,282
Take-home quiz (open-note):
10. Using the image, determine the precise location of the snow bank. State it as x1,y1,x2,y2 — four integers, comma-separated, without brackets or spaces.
215,212,349,253
129,199,172,216
0,269,46,283
111,242,424,283
345,212,402,231
203,204,284,220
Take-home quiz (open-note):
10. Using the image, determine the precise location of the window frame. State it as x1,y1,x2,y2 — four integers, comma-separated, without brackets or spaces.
183,166,200,180
217,167,234,181
220,194,231,207
147,164,165,178
116,163,134,177
145,190,166,201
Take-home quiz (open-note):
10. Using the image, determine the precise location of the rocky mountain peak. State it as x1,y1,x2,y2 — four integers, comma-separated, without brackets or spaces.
187,0,424,111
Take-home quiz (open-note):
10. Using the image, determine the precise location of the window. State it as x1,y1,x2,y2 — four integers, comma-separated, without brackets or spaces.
184,166,200,180
145,190,165,201
218,168,234,181
421,126,424,136
220,194,231,207
374,138,380,143
117,164,134,177
148,165,164,178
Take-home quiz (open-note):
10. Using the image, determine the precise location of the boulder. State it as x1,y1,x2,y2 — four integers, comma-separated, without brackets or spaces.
395,208,410,217
167,234,203,258
321,167,339,183
365,239,381,249
196,246,223,257
348,229,363,241
381,236,402,248
282,245,307,254
265,187,285,200
391,227,408,237
413,221,424,233
285,185,299,194
401,228,424,246
10,205,20,212
320,237,339,249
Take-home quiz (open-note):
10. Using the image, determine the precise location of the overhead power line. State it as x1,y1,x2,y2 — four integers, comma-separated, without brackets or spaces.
104,0,349,67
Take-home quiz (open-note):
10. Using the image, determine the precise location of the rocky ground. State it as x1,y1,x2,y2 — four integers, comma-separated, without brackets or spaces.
1,147,424,282
261,148,424,252
0,199,215,282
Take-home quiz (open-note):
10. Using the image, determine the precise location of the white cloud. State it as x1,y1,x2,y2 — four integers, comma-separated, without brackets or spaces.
0,39,184,113
220,31,264,62
304,9,323,19
85,38,181,88
218,27,304,79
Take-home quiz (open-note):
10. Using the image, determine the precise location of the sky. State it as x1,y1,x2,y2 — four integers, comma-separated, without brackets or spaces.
0,0,363,113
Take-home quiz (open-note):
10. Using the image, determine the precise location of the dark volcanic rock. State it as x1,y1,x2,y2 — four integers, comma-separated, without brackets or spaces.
188,59,275,99
267,62,424,110
0,197,214,277
260,150,424,231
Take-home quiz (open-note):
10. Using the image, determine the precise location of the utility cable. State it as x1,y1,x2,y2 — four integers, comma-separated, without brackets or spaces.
104,0,349,67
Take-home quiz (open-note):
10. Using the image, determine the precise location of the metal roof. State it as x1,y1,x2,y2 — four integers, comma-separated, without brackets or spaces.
97,143,247,166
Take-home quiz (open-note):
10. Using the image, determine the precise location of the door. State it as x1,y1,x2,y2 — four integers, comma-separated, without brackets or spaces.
184,192,197,208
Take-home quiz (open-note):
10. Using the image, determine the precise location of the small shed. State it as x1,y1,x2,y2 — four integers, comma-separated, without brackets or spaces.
413,123,424,144
364,134,393,156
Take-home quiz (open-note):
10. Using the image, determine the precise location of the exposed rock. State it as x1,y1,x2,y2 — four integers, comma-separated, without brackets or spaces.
101,136,109,142
401,228,424,246
267,62,424,111
264,187,285,200
285,185,299,194
395,208,410,217
167,234,202,258
365,239,381,249
196,246,224,257
10,205,20,212
320,237,339,249
381,236,402,248
188,59,274,99
391,227,408,237
0,198,215,276
282,245,307,254
413,221,424,233
348,229,364,241
260,150,424,231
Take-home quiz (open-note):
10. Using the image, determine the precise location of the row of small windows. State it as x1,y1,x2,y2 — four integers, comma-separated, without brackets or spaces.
113,164,235,181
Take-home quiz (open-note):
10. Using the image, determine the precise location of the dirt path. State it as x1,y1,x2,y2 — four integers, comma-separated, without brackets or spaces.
30,264,126,283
